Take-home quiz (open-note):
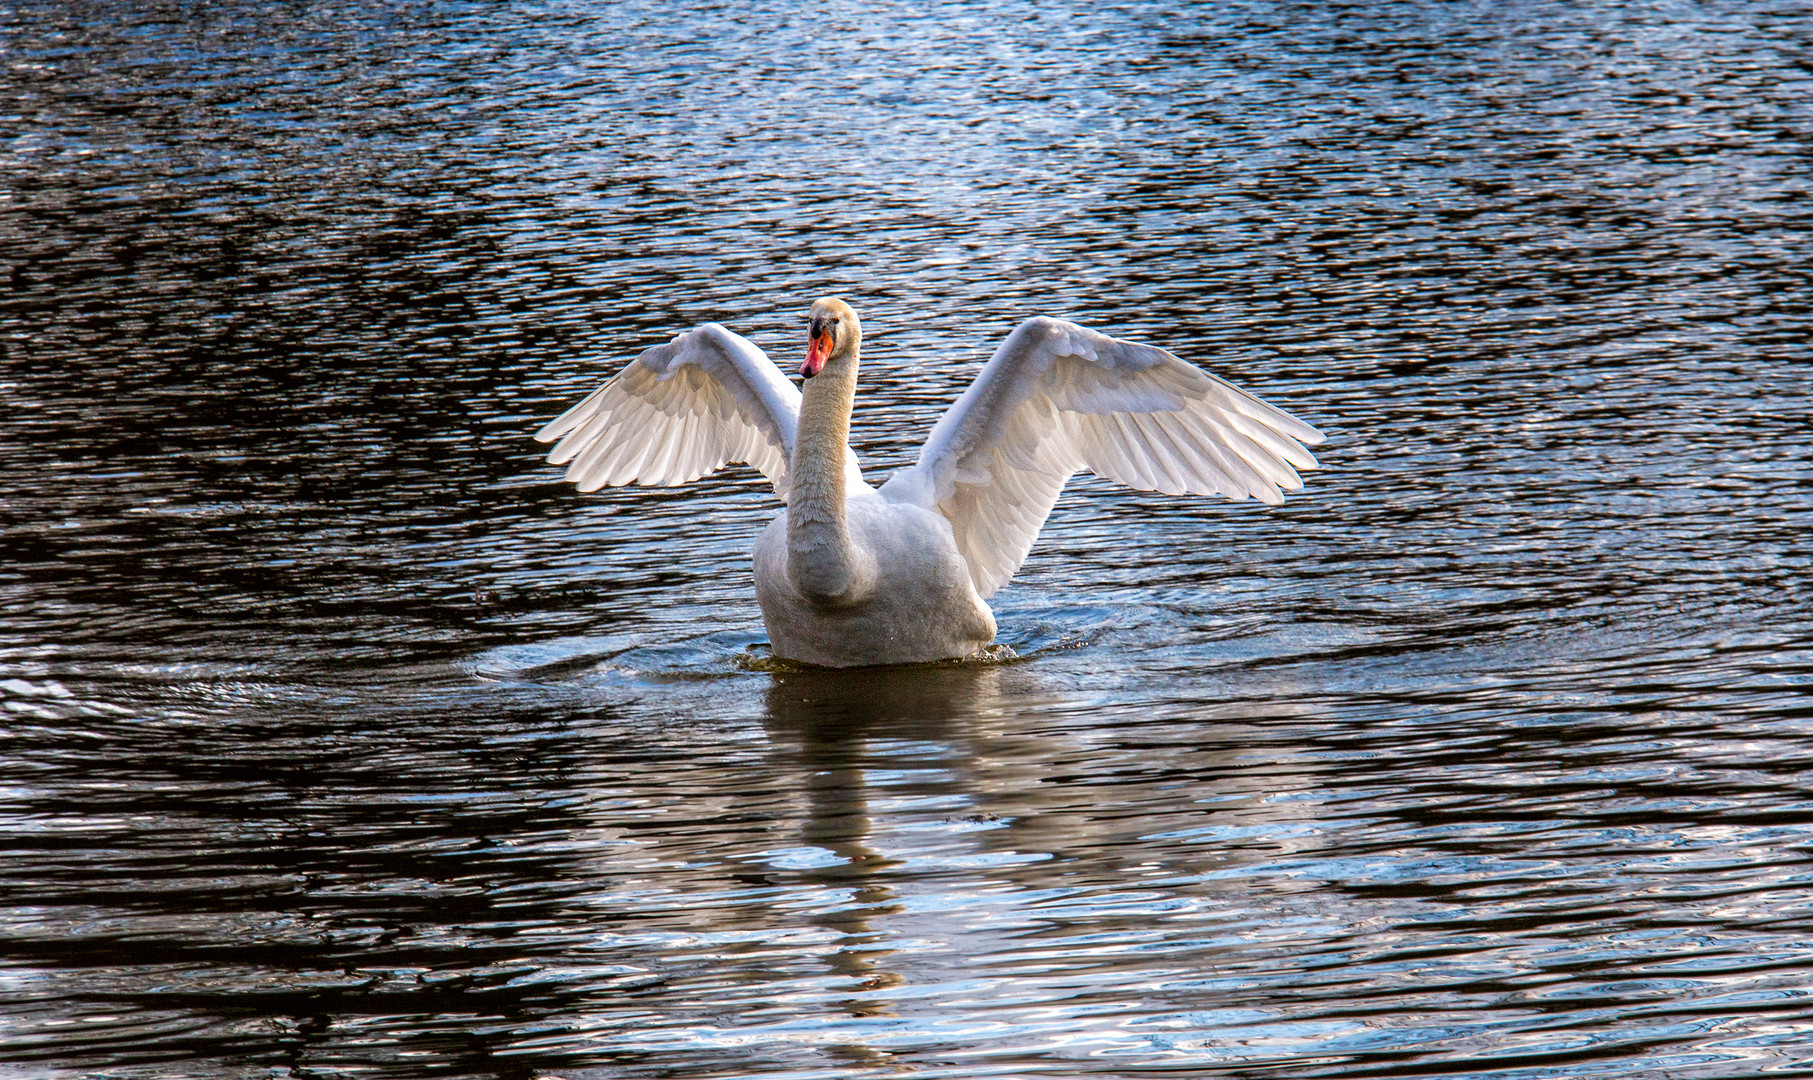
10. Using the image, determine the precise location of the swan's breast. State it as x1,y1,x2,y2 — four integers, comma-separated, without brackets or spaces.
752,499,995,666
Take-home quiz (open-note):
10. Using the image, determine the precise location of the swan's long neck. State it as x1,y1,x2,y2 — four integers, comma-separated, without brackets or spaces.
787,355,869,604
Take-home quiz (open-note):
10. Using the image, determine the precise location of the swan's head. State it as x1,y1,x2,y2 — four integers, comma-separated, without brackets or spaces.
802,297,861,379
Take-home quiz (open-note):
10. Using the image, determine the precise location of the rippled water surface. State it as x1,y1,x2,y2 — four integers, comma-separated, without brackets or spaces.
4,1,1812,1077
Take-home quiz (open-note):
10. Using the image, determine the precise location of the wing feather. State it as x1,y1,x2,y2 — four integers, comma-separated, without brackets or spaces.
535,322,800,498
1151,410,1244,496
881,316,1326,597
1131,412,1194,496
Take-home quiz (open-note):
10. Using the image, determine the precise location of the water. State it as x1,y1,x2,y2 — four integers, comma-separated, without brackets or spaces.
3,1,1811,1076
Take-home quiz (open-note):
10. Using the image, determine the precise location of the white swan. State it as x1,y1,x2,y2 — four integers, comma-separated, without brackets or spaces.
535,298,1325,667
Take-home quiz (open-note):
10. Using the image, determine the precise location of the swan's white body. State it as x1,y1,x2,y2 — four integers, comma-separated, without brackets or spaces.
753,496,995,666
536,303,1325,667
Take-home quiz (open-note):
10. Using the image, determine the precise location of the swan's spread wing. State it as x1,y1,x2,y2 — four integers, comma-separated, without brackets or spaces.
888,316,1326,597
534,323,803,497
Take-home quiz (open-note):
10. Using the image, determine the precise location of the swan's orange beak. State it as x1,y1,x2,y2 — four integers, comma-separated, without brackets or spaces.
801,332,830,378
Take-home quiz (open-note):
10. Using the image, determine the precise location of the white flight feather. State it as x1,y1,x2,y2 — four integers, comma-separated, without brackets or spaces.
534,322,803,499
879,316,1326,597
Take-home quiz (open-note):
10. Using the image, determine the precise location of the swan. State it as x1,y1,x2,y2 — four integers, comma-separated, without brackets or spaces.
535,298,1325,667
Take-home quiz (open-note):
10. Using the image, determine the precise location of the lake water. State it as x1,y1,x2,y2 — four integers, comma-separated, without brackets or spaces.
3,1,1811,1077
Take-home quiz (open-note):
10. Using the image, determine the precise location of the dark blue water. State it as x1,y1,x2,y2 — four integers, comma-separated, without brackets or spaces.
3,2,1811,1076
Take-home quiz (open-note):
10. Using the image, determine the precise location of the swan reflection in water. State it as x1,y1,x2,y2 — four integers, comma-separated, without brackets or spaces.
756,659,1334,1032
758,662,1010,1020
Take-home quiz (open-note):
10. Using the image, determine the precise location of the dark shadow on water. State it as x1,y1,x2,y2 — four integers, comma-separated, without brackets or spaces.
761,660,1008,737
